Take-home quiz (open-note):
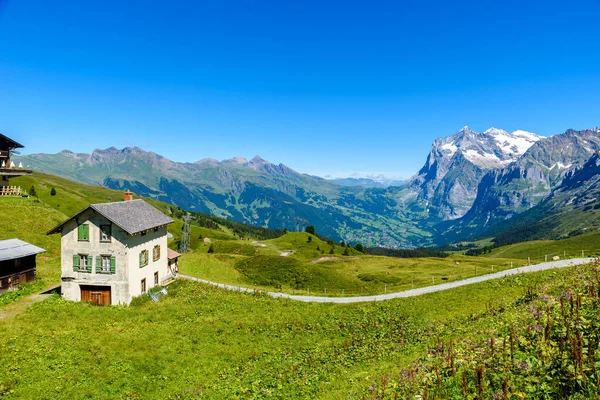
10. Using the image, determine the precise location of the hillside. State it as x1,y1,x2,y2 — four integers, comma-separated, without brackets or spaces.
1,171,599,397
0,257,596,398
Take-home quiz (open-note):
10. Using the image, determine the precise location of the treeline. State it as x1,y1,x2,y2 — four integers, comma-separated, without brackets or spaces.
365,247,449,258
464,245,496,256
169,206,286,240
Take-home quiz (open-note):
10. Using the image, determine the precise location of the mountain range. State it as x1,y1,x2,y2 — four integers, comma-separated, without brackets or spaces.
18,126,600,248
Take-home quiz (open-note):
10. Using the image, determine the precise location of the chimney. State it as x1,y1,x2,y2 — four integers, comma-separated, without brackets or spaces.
124,190,133,201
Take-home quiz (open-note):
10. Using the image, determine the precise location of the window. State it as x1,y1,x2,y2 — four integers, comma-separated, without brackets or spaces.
153,245,161,261
77,224,89,241
73,254,92,272
95,255,116,274
141,278,146,294
100,225,111,242
154,271,159,286
139,250,149,268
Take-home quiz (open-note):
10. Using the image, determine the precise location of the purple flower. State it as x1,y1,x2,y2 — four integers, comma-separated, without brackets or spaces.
541,295,551,303
516,361,531,371
493,393,505,399
530,324,543,333
561,290,574,301
368,385,377,392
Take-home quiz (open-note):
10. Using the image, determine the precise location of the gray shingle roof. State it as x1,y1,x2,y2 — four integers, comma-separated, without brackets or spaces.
47,199,174,236
0,239,46,262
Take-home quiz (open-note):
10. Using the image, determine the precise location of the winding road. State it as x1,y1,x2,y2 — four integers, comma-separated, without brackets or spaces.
180,257,596,304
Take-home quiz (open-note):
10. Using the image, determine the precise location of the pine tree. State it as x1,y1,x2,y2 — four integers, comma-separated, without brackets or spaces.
50,187,57,196
207,243,215,254
29,185,37,197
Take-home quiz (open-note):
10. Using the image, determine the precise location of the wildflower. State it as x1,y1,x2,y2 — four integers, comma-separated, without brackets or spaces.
529,324,543,333
561,290,574,301
515,361,531,371
541,294,551,303
493,392,505,399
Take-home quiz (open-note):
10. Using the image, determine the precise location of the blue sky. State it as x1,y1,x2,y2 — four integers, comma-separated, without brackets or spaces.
0,0,599,179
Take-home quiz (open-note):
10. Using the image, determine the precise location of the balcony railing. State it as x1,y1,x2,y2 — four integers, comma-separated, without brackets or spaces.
0,186,22,196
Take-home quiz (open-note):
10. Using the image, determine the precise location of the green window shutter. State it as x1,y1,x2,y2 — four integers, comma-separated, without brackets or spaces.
95,256,101,273
77,225,83,240
73,254,79,271
110,256,116,274
139,251,143,267
86,256,92,272
83,225,89,241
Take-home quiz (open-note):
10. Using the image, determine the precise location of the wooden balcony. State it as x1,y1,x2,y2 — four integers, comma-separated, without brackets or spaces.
0,168,32,177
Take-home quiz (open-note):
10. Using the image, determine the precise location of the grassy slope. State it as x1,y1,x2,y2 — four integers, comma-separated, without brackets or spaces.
0,197,65,284
0,264,570,399
486,230,600,262
180,232,522,296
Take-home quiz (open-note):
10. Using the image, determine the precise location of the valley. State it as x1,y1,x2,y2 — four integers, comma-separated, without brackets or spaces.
18,126,600,250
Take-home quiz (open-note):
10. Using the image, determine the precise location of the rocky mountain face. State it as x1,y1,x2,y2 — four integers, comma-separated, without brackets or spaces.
18,126,600,248
437,128,600,242
409,126,543,220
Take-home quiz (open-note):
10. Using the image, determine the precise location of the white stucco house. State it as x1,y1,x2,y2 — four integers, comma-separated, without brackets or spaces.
47,193,175,305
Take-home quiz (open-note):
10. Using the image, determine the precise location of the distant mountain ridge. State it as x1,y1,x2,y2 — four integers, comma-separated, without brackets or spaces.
18,126,600,248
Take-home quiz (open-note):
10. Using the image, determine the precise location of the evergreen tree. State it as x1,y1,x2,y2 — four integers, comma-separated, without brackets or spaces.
50,187,57,196
354,243,364,253
307,236,312,243
207,243,215,253
305,225,316,235
29,185,37,197
343,247,350,256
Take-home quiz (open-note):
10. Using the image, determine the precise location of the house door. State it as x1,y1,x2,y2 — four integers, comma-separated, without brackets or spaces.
80,285,111,306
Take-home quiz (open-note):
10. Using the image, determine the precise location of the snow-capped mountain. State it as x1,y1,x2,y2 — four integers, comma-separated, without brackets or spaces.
439,127,600,240
409,126,543,219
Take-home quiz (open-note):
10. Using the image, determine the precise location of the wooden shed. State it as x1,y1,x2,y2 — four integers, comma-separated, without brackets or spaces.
167,248,181,276
0,239,46,291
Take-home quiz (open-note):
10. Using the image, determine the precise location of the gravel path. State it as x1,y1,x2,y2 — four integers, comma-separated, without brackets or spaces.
179,257,596,304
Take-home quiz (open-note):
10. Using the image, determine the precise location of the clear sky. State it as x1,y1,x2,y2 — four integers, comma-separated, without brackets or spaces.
0,0,599,179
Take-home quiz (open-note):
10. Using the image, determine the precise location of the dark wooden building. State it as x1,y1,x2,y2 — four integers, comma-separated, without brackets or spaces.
0,133,32,194
0,239,46,291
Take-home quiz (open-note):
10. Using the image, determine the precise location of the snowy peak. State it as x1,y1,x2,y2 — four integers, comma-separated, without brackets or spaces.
435,126,543,169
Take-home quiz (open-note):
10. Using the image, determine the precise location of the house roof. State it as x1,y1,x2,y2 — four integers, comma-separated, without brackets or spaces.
167,248,181,260
47,199,174,236
0,133,24,149
0,239,46,262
